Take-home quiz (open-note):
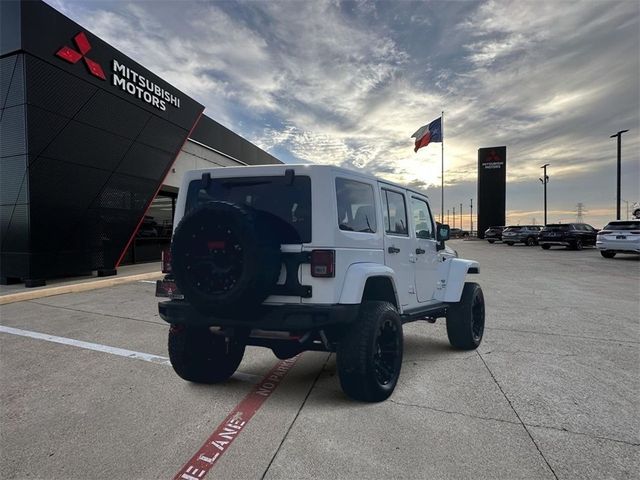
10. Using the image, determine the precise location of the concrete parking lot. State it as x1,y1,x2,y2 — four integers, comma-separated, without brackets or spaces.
1,241,638,479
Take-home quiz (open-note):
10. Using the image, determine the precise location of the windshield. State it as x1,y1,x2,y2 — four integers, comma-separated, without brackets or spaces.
504,227,522,232
185,175,312,243
603,221,640,231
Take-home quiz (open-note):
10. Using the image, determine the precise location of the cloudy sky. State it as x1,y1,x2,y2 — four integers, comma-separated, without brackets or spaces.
48,0,639,228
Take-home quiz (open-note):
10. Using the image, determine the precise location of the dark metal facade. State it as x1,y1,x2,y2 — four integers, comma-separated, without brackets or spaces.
1,0,204,283
477,147,507,239
190,116,281,166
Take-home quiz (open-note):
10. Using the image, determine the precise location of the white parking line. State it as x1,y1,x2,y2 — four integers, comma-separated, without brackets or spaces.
0,325,260,383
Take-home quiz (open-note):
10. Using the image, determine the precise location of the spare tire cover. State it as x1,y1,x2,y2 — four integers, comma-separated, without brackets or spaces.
171,201,281,317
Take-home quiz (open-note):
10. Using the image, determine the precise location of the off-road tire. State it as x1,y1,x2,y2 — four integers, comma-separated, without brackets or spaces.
272,345,303,360
446,282,485,350
171,201,281,317
526,237,536,246
572,239,583,250
600,250,616,258
168,325,245,383
337,301,403,402
541,244,551,250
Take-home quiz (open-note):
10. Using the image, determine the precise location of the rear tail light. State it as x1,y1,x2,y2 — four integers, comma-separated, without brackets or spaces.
161,248,172,273
310,250,335,278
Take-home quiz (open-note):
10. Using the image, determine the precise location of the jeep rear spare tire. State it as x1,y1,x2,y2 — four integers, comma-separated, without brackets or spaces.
171,201,281,317
337,301,403,402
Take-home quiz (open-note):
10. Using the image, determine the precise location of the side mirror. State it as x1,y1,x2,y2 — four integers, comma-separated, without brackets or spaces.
437,223,450,250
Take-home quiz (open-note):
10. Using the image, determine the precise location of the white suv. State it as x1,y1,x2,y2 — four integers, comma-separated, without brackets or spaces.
157,164,484,402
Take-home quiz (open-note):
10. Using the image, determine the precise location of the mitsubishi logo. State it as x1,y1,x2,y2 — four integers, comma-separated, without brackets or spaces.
487,150,501,162
56,32,106,80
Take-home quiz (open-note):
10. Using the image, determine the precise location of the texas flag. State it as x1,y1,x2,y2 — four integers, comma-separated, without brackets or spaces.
411,117,442,152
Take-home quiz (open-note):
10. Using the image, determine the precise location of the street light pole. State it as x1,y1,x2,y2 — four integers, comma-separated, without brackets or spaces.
539,164,550,225
610,130,629,220
460,203,463,230
470,199,473,235
453,207,456,228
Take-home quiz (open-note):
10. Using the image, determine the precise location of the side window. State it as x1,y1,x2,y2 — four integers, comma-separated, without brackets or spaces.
382,189,408,235
336,178,376,233
411,197,434,239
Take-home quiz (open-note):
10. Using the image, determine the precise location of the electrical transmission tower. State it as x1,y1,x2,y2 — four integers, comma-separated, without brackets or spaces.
575,203,587,223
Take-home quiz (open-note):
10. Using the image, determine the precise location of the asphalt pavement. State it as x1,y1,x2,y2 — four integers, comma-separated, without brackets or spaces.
0,240,638,479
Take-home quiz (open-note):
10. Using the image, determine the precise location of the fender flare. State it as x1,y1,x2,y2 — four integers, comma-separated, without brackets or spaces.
434,258,480,303
338,263,400,308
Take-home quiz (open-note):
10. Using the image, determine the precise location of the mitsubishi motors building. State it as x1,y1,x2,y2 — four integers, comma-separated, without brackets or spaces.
0,0,281,287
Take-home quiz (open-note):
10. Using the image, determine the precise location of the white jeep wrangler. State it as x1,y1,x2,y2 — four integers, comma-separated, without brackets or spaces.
157,164,484,402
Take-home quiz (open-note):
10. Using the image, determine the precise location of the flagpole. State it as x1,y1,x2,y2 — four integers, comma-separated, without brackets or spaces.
441,110,444,223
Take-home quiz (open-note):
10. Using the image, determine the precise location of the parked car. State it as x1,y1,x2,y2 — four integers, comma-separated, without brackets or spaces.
538,223,598,250
596,220,640,258
136,216,159,238
484,226,504,243
502,225,543,246
449,227,470,238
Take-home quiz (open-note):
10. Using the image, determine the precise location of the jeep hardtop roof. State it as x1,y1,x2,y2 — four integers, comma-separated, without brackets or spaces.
178,164,429,200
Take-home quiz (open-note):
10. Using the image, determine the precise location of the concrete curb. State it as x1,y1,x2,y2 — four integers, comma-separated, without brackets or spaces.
0,271,163,306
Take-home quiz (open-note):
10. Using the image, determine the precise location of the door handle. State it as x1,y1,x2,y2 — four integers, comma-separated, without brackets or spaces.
415,248,425,254
388,246,400,254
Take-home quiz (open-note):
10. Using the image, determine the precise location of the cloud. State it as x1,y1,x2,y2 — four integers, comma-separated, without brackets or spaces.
46,0,640,228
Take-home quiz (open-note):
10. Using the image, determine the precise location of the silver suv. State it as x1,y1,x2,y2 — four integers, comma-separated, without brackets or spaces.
157,165,485,402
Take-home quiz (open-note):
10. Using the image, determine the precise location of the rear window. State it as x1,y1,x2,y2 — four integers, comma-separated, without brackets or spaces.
336,178,377,233
604,221,640,230
546,224,571,231
185,175,311,243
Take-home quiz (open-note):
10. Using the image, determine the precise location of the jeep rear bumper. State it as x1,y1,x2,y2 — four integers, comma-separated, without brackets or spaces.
158,300,359,331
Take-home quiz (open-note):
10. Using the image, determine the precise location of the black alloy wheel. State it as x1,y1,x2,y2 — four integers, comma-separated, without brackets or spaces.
373,318,401,386
526,237,536,246
186,226,244,297
573,239,583,250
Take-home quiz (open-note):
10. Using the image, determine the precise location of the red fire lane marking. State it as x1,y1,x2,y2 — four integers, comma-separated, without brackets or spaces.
173,355,300,480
